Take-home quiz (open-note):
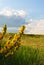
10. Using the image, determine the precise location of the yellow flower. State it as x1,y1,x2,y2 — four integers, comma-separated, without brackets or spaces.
3,47,7,52
15,45,19,50
11,52,14,55
0,48,4,53
2,24,7,35
0,25,25,57
19,26,25,33
5,51,11,57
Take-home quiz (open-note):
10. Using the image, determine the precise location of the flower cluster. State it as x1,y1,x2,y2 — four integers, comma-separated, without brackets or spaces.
2,24,7,36
0,24,7,40
0,25,25,57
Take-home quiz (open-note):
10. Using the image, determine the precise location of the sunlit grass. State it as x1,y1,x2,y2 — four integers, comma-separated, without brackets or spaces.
0,33,44,65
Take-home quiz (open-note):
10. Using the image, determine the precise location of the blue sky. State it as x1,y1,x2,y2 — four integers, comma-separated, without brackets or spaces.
0,0,44,19
0,0,44,34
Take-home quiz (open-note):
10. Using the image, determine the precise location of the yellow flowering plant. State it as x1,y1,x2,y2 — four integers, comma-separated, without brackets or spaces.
0,25,25,57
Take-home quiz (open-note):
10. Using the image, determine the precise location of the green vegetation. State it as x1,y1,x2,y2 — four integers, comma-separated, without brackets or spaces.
0,33,44,65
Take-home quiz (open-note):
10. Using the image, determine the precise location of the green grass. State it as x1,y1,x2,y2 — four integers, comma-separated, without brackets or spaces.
0,46,44,65
0,33,44,65
21,34,44,49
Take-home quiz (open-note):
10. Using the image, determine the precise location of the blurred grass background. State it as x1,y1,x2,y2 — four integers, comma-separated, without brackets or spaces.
0,33,44,65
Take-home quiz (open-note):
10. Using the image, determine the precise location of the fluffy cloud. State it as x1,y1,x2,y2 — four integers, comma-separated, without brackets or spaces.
0,8,44,34
0,9,27,27
0,9,26,17
25,19,44,34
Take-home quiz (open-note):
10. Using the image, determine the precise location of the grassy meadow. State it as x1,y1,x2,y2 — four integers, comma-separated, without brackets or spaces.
0,33,44,65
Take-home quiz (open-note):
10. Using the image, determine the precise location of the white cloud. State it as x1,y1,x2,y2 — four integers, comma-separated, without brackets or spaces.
17,10,26,17
0,9,26,17
0,9,13,16
25,19,44,34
